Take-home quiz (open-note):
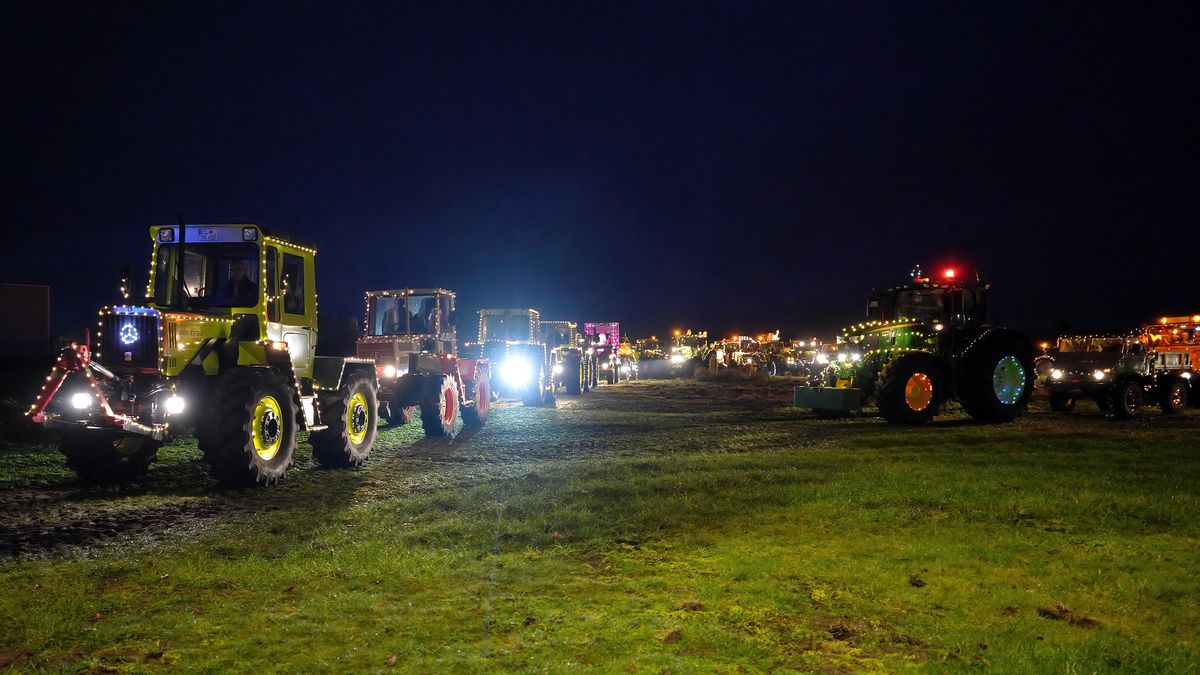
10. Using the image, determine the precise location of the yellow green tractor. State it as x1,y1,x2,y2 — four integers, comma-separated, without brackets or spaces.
26,224,379,485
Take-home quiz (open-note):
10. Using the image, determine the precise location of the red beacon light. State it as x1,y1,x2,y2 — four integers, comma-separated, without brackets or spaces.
942,268,957,280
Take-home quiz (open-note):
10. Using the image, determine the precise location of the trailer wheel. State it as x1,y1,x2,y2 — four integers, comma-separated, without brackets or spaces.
1158,377,1188,415
311,370,378,468
1048,392,1076,413
564,354,583,395
420,374,458,437
877,354,942,424
462,376,490,427
1109,377,1143,419
198,367,297,486
959,336,1034,423
59,434,160,483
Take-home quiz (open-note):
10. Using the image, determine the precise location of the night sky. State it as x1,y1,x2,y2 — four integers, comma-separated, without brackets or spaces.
3,1,1197,345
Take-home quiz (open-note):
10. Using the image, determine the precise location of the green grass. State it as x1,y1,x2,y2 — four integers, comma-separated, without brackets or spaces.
0,380,1197,672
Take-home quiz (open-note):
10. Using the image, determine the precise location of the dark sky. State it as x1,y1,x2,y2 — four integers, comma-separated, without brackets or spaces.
3,1,1197,344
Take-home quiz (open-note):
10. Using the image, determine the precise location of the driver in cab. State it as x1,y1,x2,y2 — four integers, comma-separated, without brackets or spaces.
224,260,257,307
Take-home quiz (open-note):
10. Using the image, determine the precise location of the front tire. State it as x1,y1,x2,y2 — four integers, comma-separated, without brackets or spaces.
420,374,458,437
59,434,160,483
311,371,378,468
462,376,490,427
876,354,942,424
522,365,546,407
564,354,583,395
1158,377,1188,415
198,368,297,486
1109,378,1143,419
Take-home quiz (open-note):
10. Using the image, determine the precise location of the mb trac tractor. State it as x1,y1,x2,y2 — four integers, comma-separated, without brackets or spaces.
478,308,556,406
1042,334,1189,417
540,320,596,395
26,224,379,485
355,288,490,436
794,265,1034,424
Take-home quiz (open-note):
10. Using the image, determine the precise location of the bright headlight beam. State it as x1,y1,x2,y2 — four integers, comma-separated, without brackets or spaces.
165,394,186,415
70,392,92,410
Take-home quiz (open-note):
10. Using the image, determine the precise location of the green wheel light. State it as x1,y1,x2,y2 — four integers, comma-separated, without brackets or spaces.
993,356,1026,405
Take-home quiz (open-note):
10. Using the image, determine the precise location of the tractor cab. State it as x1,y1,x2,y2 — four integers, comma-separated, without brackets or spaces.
867,265,989,328
358,288,457,376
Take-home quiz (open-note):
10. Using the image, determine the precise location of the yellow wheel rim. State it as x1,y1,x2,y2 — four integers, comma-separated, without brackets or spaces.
252,395,283,460
347,391,369,445
904,373,934,412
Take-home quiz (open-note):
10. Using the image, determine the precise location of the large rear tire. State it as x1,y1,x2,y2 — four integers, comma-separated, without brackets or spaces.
420,374,458,437
462,376,490,427
1158,377,1188,415
877,354,942,424
59,434,160,484
959,335,1034,423
311,370,378,468
197,368,297,486
564,354,583,395
522,365,546,407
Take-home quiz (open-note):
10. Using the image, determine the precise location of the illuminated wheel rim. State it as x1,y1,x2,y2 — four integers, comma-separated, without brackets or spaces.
905,373,934,412
1123,386,1138,412
1169,384,1185,409
252,395,283,460
992,356,1027,405
347,392,369,445
443,385,456,425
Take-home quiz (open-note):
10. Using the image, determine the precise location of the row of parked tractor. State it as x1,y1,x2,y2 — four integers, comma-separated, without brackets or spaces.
23,225,1196,488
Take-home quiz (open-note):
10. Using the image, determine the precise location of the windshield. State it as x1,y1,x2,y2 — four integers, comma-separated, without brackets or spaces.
154,243,260,310
893,289,945,323
482,314,531,342
369,295,440,335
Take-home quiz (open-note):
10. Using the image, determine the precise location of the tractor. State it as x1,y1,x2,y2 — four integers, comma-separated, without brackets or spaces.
1042,333,1190,417
26,223,380,485
477,308,556,406
794,265,1035,424
540,319,596,395
584,322,631,384
1142,314,1199,402
355,288,490,436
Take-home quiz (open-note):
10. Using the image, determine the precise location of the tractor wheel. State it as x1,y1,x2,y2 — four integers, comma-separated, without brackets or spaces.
462,377,490,427
876,354,942,424
311,371,378,468
1109,378,1143,419
564,354,583,395
59,433,160,484
522,365,546,407
197,367,297,486
382,401,415,426
765,360,779,377
959,336,1034,423
1049,392,1076,413
420,374,458,437
1158,376,1188,415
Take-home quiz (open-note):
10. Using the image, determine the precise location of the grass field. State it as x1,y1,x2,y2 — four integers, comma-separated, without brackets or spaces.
1,379,1197,672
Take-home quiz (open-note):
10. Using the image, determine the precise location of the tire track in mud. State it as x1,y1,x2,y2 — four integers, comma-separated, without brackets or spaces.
0,381,828,558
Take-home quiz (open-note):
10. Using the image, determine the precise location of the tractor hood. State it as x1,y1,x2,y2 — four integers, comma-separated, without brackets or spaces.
1049,350,1121,372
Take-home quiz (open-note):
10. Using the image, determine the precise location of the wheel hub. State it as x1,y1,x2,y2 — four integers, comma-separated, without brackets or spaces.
253,395,283,461
347,392,369,445
992,356,1027,405
905,373,934,412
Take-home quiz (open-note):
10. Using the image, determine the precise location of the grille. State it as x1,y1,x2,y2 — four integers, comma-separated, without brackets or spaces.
101,313,160,371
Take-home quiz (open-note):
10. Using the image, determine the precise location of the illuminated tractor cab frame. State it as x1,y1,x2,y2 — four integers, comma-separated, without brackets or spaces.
541,320,597,395
584,321,632,384
478,308,557,407
1042,331,1191,417
355,288,490,436
26,223,380,485
793,265,1036,424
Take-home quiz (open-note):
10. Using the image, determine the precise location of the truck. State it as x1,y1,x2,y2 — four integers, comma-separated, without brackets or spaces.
26,223,380,485
794,265,1034,424
1043,333,1190,417
355,288,490,436
477,308,556,406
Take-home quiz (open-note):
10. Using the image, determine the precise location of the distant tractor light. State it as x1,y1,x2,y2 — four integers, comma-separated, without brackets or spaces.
165,394,186,415
934,323,944,331
943,268,956,279
501,357,533,387
669,353,685,364
382,364,397,379
1092,370,1106,381
1182,372,1193,380
70,392,93,410
850,353,861,362
553,363,564,375
1051,369,1064,380
620,365,631,375
836,353,848,362
817,353,830,364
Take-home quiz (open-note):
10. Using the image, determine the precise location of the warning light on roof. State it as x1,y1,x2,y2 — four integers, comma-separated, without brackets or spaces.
943,268,956,279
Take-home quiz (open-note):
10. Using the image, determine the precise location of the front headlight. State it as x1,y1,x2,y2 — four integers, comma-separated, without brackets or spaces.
620,365,631,374
165,394,186,415
70,392,92,410
553,364,563,375
382,364,397,379
501,358,533,386
836,353,848,362
1092,370,1106,381
1051,369,1063,380
817,353,829,364
1183,371,1193,380
669,353,685,364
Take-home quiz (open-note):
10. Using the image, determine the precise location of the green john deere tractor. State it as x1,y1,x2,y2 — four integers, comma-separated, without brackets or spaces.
26,223,379,485
794,265,1034,424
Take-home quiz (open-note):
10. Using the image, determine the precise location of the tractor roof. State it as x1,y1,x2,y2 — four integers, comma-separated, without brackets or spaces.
150,223,318,252
365,288,455,298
